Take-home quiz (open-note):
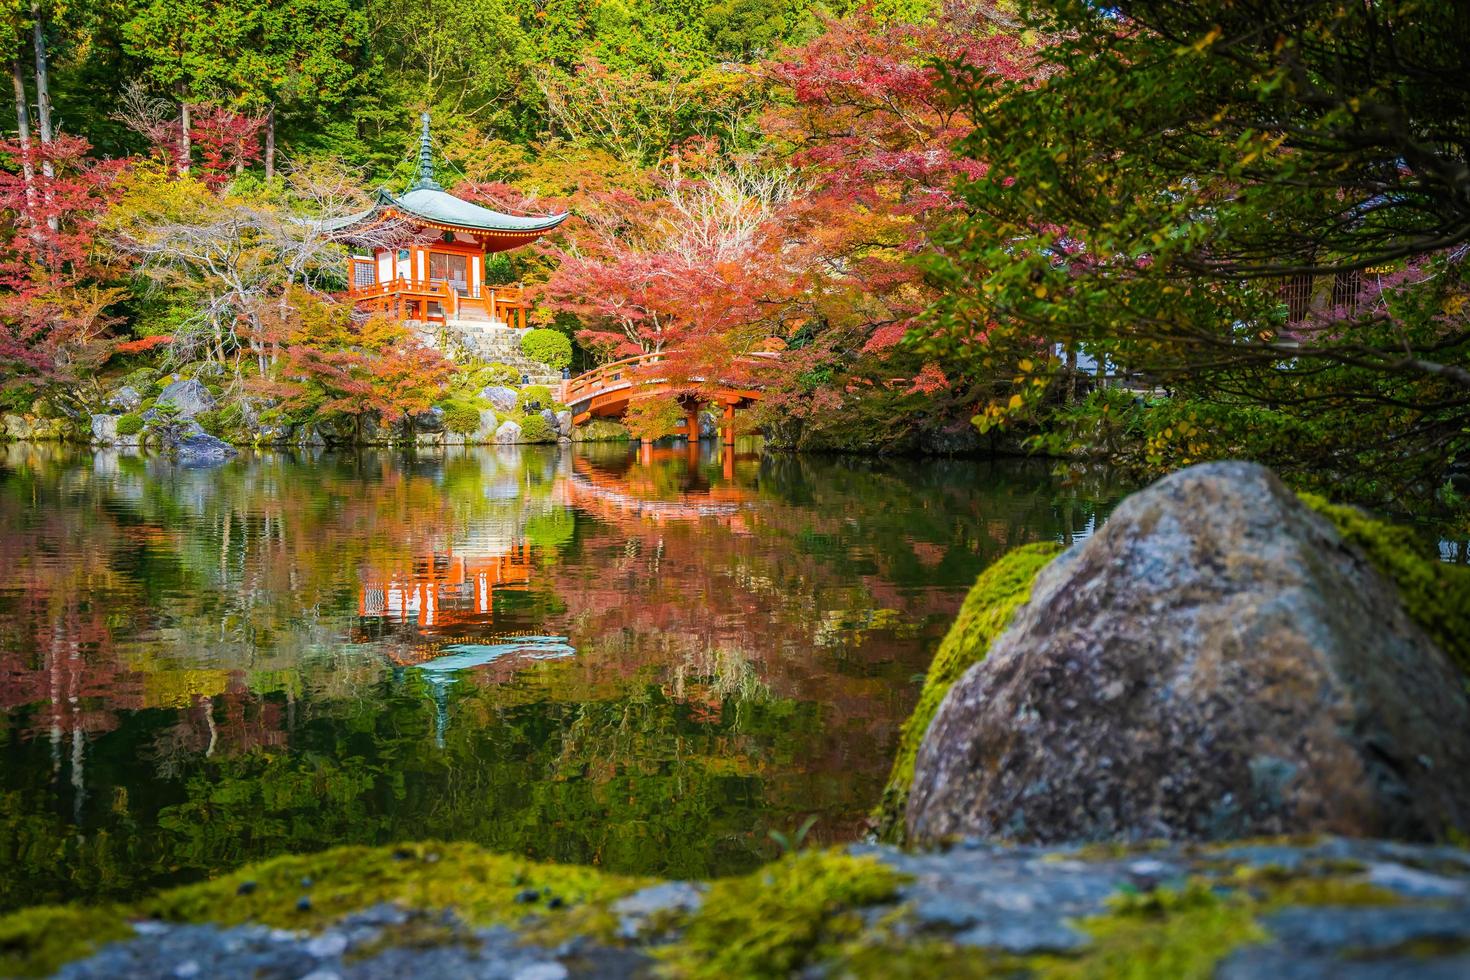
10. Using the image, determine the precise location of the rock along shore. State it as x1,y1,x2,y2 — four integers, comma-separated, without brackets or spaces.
13,836,1470,978
6,461,1470,978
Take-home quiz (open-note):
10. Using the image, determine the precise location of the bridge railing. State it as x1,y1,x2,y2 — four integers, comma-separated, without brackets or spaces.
559,350,781,406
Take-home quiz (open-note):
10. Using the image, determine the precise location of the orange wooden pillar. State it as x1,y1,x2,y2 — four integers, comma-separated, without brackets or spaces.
684,403,701,442
722,403,735,447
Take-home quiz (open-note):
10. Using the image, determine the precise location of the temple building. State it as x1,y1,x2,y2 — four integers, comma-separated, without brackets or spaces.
336,114,567,327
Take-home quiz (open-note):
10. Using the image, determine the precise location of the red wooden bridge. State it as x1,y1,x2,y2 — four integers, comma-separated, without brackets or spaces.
557,350,780,444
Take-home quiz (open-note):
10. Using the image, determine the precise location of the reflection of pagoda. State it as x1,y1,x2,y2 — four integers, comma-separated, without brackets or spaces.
358,542,534,657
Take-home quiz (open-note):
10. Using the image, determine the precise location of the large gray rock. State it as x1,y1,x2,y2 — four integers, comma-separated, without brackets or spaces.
555,410,573,437
155,379,216,419
172,433,237,465
494,419,522,445
906,461,1470,846
539,408,559,433
472,409,499,443
90,414,116,444
479,385,519,414
413,407,445,433
105,386,142,412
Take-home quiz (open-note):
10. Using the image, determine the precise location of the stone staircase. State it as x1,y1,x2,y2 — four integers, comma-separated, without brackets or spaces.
442,321,562,386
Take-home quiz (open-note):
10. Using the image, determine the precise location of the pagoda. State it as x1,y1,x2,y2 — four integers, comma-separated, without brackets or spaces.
337,113,567,327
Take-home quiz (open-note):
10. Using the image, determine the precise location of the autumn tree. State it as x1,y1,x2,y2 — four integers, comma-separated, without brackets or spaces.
0,132,124,389
104,159,408,373
751,2,1032,450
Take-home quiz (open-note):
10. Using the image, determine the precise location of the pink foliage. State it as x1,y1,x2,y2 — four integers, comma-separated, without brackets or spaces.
0,135,127,375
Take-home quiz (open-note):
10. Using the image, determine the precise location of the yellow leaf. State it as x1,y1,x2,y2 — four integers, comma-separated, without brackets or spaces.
1018,358,1034,373
1007,394,1024,410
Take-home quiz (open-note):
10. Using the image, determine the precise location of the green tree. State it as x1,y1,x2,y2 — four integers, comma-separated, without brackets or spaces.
923,0,1470,506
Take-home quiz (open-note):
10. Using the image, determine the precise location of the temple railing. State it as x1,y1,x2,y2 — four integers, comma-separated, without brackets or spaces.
346,277,535,326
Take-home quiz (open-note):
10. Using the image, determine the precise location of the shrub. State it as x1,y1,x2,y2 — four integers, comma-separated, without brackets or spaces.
481,362,522,388
442,401,482,434
516,385,555,412
120,368,160,397
195,409,225,435
518,413,556,443
520,328,572,370
116,414,144,436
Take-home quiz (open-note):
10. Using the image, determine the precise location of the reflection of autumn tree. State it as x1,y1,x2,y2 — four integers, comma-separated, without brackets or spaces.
0,444,1128,912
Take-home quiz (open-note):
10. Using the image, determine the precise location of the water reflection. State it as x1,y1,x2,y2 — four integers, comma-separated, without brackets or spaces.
0,440,1126,911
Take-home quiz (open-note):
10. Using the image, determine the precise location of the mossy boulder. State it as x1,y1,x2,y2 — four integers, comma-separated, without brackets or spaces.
572,419,632,442
1302,493,1470,676
906,461,1470,846
873,541,1064,843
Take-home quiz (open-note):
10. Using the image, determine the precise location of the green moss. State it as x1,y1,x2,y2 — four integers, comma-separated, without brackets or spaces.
657,849,903,979
115,413,144,436
1035,882,1266,980
574,418,632,442
1302,493,1470,675
0,904,132,977
873,541,1065,841
143,841,646,932
0,842,650,976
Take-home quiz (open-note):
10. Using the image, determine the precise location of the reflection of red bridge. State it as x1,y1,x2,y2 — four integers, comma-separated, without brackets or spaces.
359,544,533,640
567,453,757,523
558,351,780,443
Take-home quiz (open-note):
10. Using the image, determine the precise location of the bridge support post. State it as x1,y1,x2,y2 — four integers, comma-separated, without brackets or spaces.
722,403,736,447
685,403,701,443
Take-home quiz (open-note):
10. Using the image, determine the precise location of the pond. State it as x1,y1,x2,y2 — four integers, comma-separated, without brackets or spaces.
0,440,1127,912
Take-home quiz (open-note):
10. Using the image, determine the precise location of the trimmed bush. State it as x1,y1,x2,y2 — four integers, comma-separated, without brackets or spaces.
115,414,144,436
520,328,572,370
442,401,482,434
518,413,556,443
516,385,555,412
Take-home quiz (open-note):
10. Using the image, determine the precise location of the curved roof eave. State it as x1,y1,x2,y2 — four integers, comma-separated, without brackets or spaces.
381,187,569,235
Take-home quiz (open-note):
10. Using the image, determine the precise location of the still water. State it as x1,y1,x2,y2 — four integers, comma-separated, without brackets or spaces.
0,440,1126,912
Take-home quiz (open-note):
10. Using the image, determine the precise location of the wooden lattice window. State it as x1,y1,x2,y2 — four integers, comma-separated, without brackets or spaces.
352,258,376,289
1281,273,1314,323
1331,269,1363,315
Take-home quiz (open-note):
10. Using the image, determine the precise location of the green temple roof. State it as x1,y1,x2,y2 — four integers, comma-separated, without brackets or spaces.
323,112,567,238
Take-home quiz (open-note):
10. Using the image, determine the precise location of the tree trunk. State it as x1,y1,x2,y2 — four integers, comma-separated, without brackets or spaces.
10,57,36,228
1065,347,1079,405
29,3,57,233
264,103,275,180
178,99,191,176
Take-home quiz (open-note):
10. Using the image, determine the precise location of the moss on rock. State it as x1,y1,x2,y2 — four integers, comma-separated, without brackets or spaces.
656,849,903,979
1302,493,1470,675
0,904,132,977
873,541,1064,842
573,419,632,442
0,841,651,977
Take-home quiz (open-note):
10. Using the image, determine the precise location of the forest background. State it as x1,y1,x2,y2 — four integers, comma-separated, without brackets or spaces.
1,0,1466,524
